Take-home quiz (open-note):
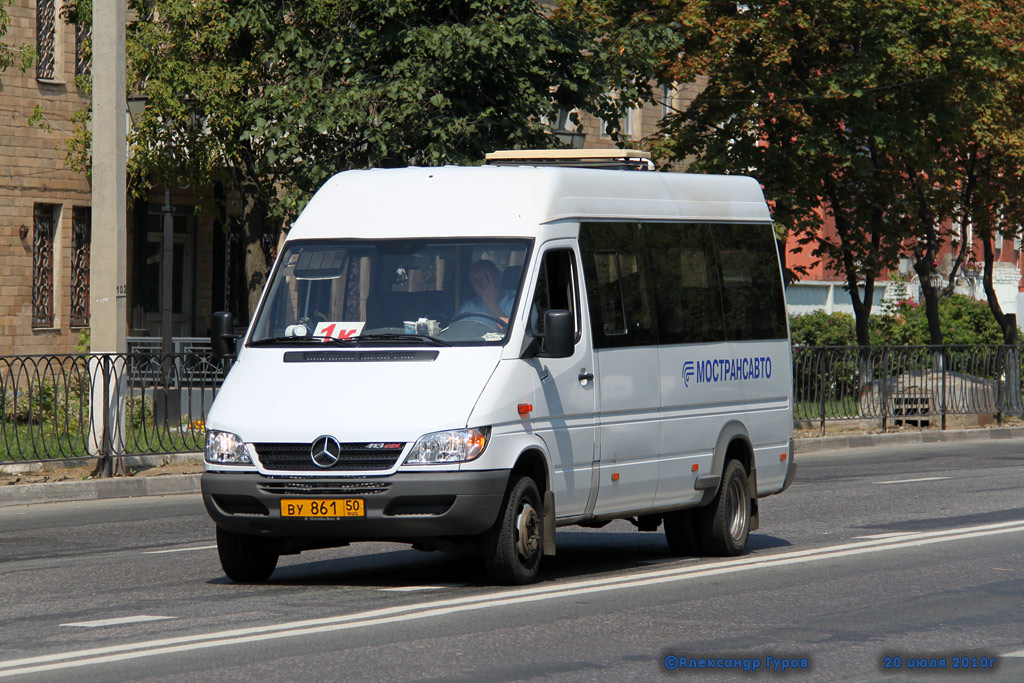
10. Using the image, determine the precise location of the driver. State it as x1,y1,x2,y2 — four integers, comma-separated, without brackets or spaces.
458,259,515,324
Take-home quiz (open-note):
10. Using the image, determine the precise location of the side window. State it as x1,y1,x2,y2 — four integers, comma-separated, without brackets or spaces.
579,223,657,348
531,249,580,339
645,223,725,344
712,224,788,340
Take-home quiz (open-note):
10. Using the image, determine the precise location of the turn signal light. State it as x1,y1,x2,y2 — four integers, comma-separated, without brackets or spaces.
517,403,533,416
780,452,787,461
611,472,620,482
691,463,699,472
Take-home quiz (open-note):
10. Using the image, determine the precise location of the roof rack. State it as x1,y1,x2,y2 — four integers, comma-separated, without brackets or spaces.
485,149,654,171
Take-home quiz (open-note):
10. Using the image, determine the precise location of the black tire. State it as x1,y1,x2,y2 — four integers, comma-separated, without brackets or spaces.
663,508,702,556
216,527,279,582
482,474,544,585
694,459,751,556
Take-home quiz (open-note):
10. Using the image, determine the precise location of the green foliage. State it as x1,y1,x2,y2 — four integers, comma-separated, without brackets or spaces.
789,310,857,347
872,295,1003,346
127,0,581,218
76,328,91,353
580,0,1024,345
792,295,1004,347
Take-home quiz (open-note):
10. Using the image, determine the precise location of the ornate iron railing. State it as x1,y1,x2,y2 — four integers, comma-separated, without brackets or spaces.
0,352,229,464
5,344,1022,463
793,345,1024,433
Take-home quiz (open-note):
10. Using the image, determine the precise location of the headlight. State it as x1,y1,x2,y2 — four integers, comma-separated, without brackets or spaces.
405,427,490,465
205,430,252,465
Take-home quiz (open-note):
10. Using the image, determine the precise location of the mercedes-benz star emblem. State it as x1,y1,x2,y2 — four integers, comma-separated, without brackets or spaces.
310,435,342,468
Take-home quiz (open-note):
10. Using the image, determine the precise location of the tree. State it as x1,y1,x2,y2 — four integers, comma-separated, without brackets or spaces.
574,0,1024,347
126,0,584,317
573,0,914,346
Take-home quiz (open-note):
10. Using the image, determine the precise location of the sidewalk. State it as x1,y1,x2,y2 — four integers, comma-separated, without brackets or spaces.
3,425,1024,508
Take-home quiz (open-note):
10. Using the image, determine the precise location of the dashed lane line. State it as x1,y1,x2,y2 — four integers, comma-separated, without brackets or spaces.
875,476,952,484
142,545,216,555
61,616,177,628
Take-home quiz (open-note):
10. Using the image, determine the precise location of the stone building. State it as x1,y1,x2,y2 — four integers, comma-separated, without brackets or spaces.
0,0,91,355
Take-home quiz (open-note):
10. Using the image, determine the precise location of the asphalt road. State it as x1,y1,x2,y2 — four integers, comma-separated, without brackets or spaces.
1,439,1023,681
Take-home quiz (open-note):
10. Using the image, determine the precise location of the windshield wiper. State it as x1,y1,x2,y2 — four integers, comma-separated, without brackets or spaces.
248,335,357,347
354,333,452,347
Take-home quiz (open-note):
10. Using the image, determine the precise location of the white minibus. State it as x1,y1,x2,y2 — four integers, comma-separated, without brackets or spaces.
202,150,795,584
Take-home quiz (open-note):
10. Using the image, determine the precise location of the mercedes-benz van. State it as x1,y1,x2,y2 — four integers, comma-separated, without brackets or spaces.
202,149,795,585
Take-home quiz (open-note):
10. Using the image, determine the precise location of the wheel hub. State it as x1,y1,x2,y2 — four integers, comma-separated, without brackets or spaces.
727,476,748,540
514,503,540,560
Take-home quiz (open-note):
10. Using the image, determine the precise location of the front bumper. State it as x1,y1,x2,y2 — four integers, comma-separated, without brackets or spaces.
201,470,509,540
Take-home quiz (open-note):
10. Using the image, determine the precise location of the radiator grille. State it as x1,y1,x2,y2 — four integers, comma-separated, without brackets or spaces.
254,442,405,472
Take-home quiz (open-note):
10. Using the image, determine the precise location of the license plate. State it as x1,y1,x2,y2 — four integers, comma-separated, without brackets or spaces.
280,498,364,518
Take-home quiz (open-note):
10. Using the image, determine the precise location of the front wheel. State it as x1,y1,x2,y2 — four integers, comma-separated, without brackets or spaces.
216,527,279,582
482,474,543,585
694,459,751,556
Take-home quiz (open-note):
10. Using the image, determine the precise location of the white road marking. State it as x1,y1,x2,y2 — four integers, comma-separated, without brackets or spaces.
1003,648,1024,658
379,585,461,592
143,545,217,555
852,532,916,540
3,519,1024,678
875,476,952,484
61,616,177,628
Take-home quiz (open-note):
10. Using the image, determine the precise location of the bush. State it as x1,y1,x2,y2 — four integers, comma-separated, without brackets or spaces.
789,310,857,347
870,295,1003,346
791,295,1005,347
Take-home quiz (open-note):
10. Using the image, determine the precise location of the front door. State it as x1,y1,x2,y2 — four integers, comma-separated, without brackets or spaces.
524,242,597,518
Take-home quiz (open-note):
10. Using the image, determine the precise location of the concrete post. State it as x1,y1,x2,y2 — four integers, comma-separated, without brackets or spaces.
90,0,128,475
91,0,127,354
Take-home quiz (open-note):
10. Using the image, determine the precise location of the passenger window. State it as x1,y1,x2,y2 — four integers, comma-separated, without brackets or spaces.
645,224,725,344
531,249,580,339
712,224,788,340
579,222,657,348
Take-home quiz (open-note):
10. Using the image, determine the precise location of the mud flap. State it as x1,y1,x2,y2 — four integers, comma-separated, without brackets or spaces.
543,490,556,556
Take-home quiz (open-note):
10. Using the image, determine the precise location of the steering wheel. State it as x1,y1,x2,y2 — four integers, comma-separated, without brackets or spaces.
449,311,508,332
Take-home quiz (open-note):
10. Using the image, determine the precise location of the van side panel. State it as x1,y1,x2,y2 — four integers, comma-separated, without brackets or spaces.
657,339,792,503
592,347,662,514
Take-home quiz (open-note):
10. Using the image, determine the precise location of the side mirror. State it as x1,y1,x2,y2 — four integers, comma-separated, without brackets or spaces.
211,311,239,363
542,310,574,359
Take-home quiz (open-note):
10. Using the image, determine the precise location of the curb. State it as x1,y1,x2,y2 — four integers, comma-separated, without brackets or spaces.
794,425,1024,455
0,473,200,508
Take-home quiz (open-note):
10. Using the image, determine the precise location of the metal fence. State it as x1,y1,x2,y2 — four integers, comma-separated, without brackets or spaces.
794,345,1024,433
1,351,228,464
6,344,1022,464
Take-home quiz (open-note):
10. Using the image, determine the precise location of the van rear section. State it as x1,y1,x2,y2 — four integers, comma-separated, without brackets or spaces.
202,151,794,585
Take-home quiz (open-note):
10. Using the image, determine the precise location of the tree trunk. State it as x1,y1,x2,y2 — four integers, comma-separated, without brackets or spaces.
240,181,270,321
914,258,943,346
981,234,1016,344
909,169,944,345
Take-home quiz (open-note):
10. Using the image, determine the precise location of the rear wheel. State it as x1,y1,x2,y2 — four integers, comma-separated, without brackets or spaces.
694,459,751,556
482,474,543,585
216,527,279,582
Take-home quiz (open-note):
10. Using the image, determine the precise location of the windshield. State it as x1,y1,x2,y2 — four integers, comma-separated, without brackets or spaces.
249,238,532,346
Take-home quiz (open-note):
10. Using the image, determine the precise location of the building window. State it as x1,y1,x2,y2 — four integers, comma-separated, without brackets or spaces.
75,22,90,78
661,84,673,120
601,107,637,140
36,0,57,81
70,207,91,328
33,204,59,328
